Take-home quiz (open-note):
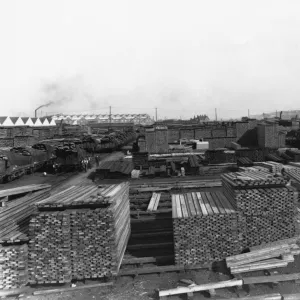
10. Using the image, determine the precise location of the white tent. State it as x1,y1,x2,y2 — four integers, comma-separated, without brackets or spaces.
33,118,43,127
0,117,15,126
10,117,25,126
48,118,56,126
41,118,50,126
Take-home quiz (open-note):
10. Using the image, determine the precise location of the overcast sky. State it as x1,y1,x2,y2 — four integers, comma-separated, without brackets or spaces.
1,0,300,120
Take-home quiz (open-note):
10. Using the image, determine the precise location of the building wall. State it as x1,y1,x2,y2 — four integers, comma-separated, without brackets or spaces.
155,127,168,153
145,127,156,153
194,128,212,139
180,129,194,140
168,129,180,143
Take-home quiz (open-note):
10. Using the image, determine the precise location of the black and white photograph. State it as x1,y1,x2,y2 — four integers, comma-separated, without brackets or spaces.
1,0,300,299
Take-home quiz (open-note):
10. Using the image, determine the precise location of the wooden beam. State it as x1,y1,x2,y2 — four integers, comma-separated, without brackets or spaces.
283,293,300,300
243,273,300,285
153,193,161,211
159,279,243,297
119,263,209,276
33,282,113,295
0,287,29,297
216,294,281,300
122,255,173,265
126,242,173,250
0,184,51,198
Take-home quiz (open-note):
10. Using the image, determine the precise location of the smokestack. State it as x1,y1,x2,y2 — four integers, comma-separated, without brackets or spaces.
35,102,54,118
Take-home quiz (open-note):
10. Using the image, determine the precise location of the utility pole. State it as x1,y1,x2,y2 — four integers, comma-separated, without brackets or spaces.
155,108,158,122
215,108,217,121
109,106,112,128
248,109,250,118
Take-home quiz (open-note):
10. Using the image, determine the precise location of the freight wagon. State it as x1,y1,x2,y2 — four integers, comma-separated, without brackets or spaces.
0,147,52,183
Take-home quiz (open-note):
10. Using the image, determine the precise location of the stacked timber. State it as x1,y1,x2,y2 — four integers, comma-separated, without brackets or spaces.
236,148,264,162
237,157,253,167
266,153,284,163
284,167,300,183
222,172,298,248
254,162,283,173
28,183,130,284
0,244,28,289
199,163,237,176
172,192,242,265
0,188,51,243
280,152,293,161
226,238,300,274
28,211,72,284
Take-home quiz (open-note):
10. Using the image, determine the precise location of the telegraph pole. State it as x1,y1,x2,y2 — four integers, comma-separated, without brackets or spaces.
155,108,158,122
248,109,250,118
215,108,217,121
109,106,112,127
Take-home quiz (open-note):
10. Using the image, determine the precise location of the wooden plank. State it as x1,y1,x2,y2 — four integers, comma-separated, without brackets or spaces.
175,195,182,218
186,193,196,216
153,193,161,211
179,194,189,218
191,192,201,216
201,192,214,215
122,255,173,265
216,295,281,300
147,193,158,211
0,287,29,297
0,184,51,198
33,282,113,295
206,192,220,214
172,195,177,219
119,264,209,276
196,192,208,216
243,273,300,285
159,279,243,297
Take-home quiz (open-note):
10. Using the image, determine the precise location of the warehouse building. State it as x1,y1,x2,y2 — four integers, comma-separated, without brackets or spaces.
51,113,153,125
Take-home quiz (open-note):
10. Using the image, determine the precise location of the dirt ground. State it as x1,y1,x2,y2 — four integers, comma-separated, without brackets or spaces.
2,152,300,299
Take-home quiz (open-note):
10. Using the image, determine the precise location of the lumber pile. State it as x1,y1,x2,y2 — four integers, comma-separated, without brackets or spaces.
199,163,237,176
226,238,300,274
236,148,265,162
280,152,293,161
284,166,300,183
222,172,297,248
0,189,50,243
253,162,283,173
147,193,161,211
266,153,284,163
237,157,253,166
28,183,130,284
0,244,28,290
172,192,242,265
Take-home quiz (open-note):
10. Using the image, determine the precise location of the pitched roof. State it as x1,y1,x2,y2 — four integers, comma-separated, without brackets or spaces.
10,117,19,124
31,118,37,124
0,117,7,124
21,117,29,123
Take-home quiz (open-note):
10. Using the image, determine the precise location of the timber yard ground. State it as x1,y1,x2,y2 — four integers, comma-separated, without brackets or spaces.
1,152,300,300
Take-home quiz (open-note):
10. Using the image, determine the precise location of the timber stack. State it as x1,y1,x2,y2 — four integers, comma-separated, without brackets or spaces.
172,191,242,265
222,171,298,248
0,186,50,290
254,161,283,173
226,237,300,274
0,244,28,290
28,183,130,284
